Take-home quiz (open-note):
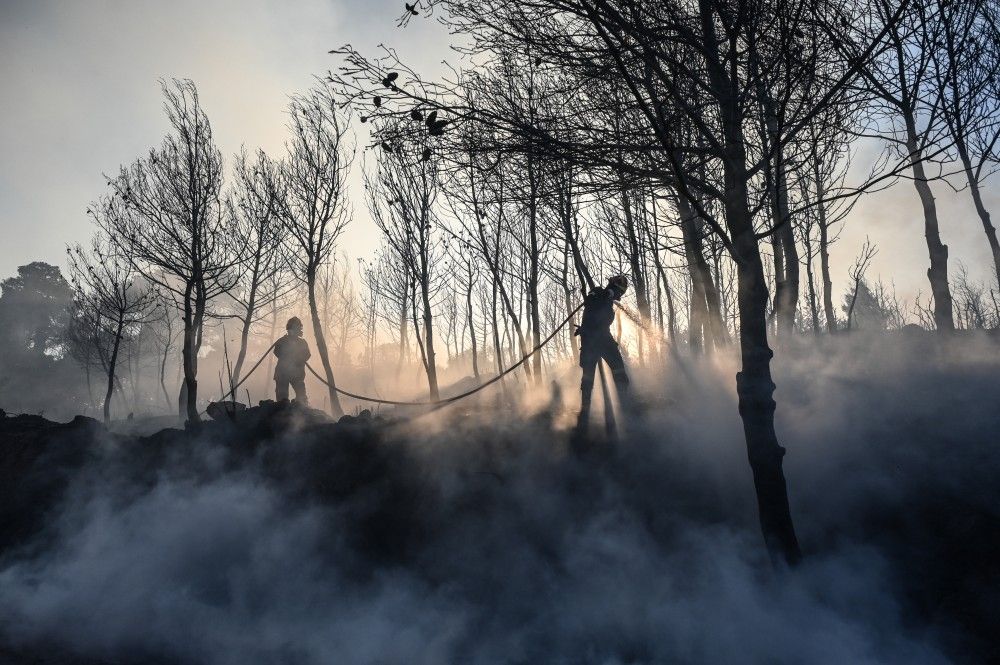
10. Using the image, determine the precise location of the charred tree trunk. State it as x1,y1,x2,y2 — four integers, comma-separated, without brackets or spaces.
178,280,201,423
677,196,710,352
397,291,409,380
905,128,954,331
560,248,580,358
420,270,441,400
527,154,543,385
103,315,125,423
814,163,837,333
159,335,171,409
700,0,801,566
307,269,344,417
956,144,1000,288
466,278,480,380
620,187,651,363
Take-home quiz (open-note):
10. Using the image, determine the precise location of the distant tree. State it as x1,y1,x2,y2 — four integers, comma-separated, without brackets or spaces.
844,239,878,332
227,149,290,386
68,234,159,422
0,261,73,358
366,136,443,400
362,244,413,379
147,294,180,409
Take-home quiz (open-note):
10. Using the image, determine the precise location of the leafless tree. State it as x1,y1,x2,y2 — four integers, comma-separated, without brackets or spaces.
227,149,292,386
274,87,354,417
365,137,443,399
845,238,878,331
933,0,1000,287
363,245,413,380
854,0,956,330
99,79,238,422
147,293,180,409
68,232,159,422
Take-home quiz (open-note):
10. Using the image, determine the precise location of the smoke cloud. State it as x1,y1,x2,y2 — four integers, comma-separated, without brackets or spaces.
1,333,997,664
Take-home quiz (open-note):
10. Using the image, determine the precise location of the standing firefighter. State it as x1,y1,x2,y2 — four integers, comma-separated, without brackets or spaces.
575,275,630,426
274,317,311,405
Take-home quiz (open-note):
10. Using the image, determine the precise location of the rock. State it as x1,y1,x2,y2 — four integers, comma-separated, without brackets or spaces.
206,401,248,421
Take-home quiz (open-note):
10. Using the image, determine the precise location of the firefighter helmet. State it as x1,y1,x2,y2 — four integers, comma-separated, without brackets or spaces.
608,274,629,297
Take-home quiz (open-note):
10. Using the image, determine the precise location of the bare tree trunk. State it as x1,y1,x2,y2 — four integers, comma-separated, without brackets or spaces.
396,293,409,380
677,196,728,350
263,306,278,397
527,155,543,384
477,220,533,381
804,233,820,334
231,313,253,389
491,272,505,382
560,249,580,358
655,264,677,345
84,360,94,410
420,273,440,400
733,223,801,565
905,129,954,330
677,196,710,352
956,145,1000,288
620,187,651,364
159,337,171,409
814,165,837,332
103,315,125,423
700,0,801,565
231,261,262,388
179,281,201,423
465,275,480,380
307,270,344,416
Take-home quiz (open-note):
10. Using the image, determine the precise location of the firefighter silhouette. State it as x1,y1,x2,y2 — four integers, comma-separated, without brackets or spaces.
575,275,630,425
274,316,311,404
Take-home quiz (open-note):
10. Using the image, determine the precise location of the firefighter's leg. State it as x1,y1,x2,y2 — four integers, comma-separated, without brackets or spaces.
275,378,290,402
603,342,631,402
291,377,309,405
577,353,598,430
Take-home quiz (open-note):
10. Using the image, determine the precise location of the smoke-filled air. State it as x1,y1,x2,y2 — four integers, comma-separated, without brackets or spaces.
1,0,998,663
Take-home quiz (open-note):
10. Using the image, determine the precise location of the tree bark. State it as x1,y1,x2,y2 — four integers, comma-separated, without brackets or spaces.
527,153,543,384
420,270,441,400
307,269,344,416
103,315,125,423
178,280,201,423
465,272,480,380
700,0,801,565
956,144,1000,288
813,163,837,332
905,128,954,331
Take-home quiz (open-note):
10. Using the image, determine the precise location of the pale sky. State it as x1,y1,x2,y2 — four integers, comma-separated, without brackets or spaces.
1,0,998,309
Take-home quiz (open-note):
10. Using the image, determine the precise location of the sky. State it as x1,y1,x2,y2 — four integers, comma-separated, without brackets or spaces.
1,0,998,309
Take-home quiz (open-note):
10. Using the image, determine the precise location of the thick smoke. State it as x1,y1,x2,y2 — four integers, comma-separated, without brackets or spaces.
1,333,997,664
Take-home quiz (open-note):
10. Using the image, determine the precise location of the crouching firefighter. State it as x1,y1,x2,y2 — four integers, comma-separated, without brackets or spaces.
575,275,630,429
274,316,311,405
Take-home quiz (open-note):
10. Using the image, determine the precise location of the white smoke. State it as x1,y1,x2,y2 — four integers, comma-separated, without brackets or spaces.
2,332,996,664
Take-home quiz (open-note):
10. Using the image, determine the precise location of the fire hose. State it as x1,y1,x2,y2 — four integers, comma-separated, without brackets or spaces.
306,302,584,410
208,302,583,412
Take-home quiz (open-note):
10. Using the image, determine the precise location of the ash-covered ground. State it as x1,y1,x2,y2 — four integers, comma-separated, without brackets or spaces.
1,333,998,665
